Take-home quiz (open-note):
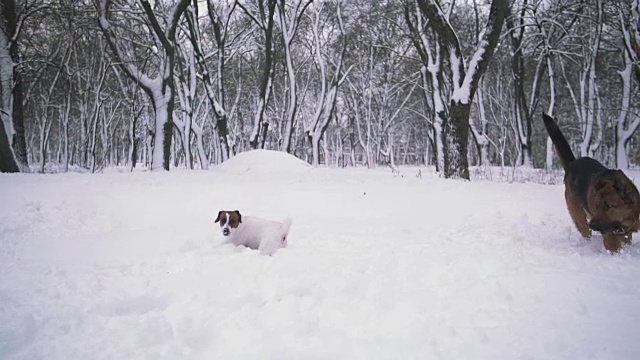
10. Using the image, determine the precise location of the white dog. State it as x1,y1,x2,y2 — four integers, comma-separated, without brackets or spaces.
214,210,292,255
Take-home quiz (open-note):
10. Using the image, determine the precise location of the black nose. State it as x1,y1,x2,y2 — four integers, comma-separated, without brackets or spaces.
223,228,230,236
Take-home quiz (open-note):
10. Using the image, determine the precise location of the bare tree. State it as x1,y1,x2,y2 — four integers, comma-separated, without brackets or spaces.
184,0,235,162
552,30,599,161
0,0,44,172
470,84,491,166
174,33,210,170
414,0,508,179
626,0,640,88
306,1,350,166
616,1,640,169
404,0,446,172
275,0,313,153
506,0,536,167
238,0,277,149
573,0,603,158
614,49,640,169
531,0,583,170
0,0,21,172
174,35,196,169
8,0,640,173
97,0,189,171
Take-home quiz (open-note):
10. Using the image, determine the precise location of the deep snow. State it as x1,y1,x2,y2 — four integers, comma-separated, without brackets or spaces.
2,149,640,360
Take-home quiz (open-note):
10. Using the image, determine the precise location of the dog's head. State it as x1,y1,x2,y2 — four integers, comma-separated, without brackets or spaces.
215,210,242,237
587,170,640,235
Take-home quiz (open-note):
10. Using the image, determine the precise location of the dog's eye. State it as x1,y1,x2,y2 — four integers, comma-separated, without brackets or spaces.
603,203,613,210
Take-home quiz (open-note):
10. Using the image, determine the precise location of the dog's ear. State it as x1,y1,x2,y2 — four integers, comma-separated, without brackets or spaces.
596,179,614,191
234,210,242,223
612,171,640,204
214,211,224,223
593,172,617,191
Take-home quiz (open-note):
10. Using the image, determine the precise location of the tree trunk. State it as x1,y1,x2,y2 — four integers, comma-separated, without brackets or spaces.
61,92,71,172
156,99,173,171
11,71,28,171
80,109,88,168
349,130,356,167
615,52,640,169
281,43,297,153
192,125,208,169
470,85,490,166
183,118,193,169
444,102,471,179
545,55,557,171
38,118,52,174
244,0,277,149
128,106,138,172
629,0,640,89
413,0,508,179
305,2,348,166
310,132,321,166
432,118,444,171
0,0,29,172
0,119,19,172
187,0,231,161
507,2,535,168
98,0,189,171
90,107,100,173
276,0,312,153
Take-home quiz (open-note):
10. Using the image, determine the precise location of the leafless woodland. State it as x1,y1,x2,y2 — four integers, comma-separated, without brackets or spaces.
1,0,639,179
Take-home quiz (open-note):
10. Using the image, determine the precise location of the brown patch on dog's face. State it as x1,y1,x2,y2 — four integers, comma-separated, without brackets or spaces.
587,170,640,235
215,210,242,236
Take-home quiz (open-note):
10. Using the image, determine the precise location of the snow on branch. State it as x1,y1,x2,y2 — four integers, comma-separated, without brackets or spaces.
139,0,189,51
97,0,154,89
415,0,508,104
454,0,508,103
415,0,465,89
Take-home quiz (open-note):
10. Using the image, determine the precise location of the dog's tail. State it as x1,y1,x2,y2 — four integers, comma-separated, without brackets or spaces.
542,113,576,171
281,217,293,236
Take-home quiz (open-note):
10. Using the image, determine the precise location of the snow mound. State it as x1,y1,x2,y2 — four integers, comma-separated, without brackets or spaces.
215,149,312,176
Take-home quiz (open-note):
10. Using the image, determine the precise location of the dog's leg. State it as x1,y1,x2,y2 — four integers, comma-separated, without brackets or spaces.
565,186,592,239
258,237,277,256
602,233,625,253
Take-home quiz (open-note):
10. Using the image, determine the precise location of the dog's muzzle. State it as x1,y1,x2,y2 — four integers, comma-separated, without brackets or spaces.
589,221,626,235
222,228,230,236
612,227,627,235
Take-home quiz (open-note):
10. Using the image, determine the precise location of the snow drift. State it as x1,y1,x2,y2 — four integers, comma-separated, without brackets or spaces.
215,149,312,177
2,164,640,360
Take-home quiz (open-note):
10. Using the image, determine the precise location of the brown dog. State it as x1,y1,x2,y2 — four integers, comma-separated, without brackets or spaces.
543,114,640,253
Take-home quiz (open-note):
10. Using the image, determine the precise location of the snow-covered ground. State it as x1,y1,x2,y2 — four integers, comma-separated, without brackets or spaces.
2,150,640,360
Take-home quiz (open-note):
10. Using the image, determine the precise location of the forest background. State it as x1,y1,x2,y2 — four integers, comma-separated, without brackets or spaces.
1,0,639,180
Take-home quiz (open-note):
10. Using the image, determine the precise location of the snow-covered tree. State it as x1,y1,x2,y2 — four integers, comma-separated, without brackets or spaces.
97,0,189,171
238,0,277,150
275,0,313,154
0,0,41,172
184,0,236,163
412,0,508,179
616,0,640,169
305,1,350,166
